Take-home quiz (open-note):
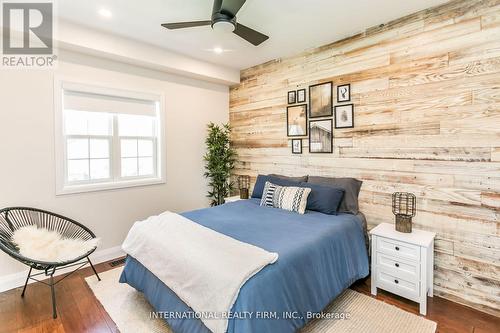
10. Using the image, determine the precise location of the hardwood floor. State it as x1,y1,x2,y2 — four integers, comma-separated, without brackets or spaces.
0,259,498,333
350,279,500,333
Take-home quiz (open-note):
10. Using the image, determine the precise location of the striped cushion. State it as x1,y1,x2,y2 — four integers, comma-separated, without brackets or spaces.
260,181,311,214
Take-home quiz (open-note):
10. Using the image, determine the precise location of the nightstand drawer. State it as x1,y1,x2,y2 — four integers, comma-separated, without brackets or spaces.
377,269,419,301
377,253,420,280
377,237,420,261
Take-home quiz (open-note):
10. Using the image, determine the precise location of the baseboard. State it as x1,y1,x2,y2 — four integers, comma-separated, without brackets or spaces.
89,245,126,265
0,245,125,293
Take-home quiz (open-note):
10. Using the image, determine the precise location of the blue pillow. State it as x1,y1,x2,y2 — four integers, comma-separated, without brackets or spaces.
251,175,301,198
299,182,345,215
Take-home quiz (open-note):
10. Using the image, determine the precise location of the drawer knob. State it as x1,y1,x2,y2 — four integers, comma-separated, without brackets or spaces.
395,246,400,251
395,263,400,267
394,279,399,284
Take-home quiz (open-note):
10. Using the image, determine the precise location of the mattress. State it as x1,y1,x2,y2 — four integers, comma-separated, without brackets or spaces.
120,198,369,333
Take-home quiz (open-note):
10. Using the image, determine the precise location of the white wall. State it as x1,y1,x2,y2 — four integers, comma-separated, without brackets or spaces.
55,20,240,85
3,20,240,85
0,50,229,279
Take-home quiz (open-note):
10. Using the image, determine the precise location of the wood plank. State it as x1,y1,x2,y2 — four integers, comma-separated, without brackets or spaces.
339,147,491,161
434,267,500,317
389,56,500,88
492,147,500,161
389,25,500,64
482,8,500,29
230,0,500,317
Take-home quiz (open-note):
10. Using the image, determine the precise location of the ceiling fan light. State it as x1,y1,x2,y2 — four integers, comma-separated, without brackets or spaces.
212,20,235,33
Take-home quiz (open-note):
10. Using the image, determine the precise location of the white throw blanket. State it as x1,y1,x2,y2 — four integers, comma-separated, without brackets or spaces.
121,211,278,333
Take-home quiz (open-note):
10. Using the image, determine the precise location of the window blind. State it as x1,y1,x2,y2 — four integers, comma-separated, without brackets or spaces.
63,90,157,116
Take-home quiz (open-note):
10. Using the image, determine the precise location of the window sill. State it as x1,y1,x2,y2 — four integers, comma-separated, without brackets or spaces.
56,177,165,195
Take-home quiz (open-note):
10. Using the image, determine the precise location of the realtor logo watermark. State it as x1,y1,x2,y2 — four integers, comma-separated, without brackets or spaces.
2,0,57,67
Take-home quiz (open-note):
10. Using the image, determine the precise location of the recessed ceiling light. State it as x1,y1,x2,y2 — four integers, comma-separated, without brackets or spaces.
204,47,233,54
98,8,112,18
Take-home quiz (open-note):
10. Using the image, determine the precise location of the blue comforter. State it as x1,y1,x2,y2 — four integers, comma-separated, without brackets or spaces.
120,199,369,333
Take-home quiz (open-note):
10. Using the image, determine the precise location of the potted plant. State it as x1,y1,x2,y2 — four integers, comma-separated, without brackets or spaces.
204,122,237,206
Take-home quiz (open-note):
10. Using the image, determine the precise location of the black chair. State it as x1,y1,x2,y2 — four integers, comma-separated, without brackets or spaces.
0,207,101,318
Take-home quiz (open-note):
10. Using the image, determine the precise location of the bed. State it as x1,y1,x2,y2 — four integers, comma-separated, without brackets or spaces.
119,198,369,333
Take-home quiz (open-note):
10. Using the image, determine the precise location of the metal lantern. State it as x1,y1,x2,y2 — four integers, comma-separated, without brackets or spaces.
238,175,250,199
392,192,416,233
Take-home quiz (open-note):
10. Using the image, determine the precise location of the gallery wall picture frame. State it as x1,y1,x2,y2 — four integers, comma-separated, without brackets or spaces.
287,90,297,104
309,82,333,118
337,83,351,103
309,119,333,154
334,104,354,128
297,89,306,103
286,104,308,137
291,139,302,154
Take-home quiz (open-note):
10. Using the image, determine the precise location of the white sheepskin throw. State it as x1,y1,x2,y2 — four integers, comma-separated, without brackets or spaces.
11,226,100,262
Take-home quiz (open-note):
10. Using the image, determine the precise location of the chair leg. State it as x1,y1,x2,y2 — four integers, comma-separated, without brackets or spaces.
21,267,32,298
49,274,57,319
87,257,101,281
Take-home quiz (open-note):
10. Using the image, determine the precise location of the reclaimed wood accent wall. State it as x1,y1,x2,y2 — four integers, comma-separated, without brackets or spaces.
229,0,500,316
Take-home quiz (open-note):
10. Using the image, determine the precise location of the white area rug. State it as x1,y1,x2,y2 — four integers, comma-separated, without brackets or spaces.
86,268,437,333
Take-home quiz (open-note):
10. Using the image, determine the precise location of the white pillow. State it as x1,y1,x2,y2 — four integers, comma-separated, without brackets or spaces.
260,181,311,214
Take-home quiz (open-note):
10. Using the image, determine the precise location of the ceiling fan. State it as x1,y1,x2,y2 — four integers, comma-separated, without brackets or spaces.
161,0,269,46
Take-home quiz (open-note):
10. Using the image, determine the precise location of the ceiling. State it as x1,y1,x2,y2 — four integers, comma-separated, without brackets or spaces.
57,0,449,70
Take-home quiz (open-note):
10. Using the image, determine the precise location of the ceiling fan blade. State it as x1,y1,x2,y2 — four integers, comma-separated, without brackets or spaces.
233,23,269,46
161,20,212,30
220,0,247,16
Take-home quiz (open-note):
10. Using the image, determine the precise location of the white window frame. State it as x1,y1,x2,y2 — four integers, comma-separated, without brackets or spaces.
54,79,166,195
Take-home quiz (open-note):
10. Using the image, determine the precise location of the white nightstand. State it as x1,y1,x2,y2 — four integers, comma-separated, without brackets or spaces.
224,195,245,203
370,223,435,315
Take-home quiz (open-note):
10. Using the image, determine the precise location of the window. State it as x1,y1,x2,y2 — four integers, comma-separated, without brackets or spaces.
118,114,156,178
55,81,165,194
64,111,112,182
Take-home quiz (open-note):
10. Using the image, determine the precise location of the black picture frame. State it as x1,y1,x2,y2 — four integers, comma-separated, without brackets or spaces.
309,82,333,118
309,119,333,154
286,104,308,137
297,89,306,103
334,104,354,128
337,83,351,103
287,90,296,104
291,139,302,154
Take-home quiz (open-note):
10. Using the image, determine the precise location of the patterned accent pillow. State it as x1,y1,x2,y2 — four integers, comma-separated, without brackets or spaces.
260,181,311,214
